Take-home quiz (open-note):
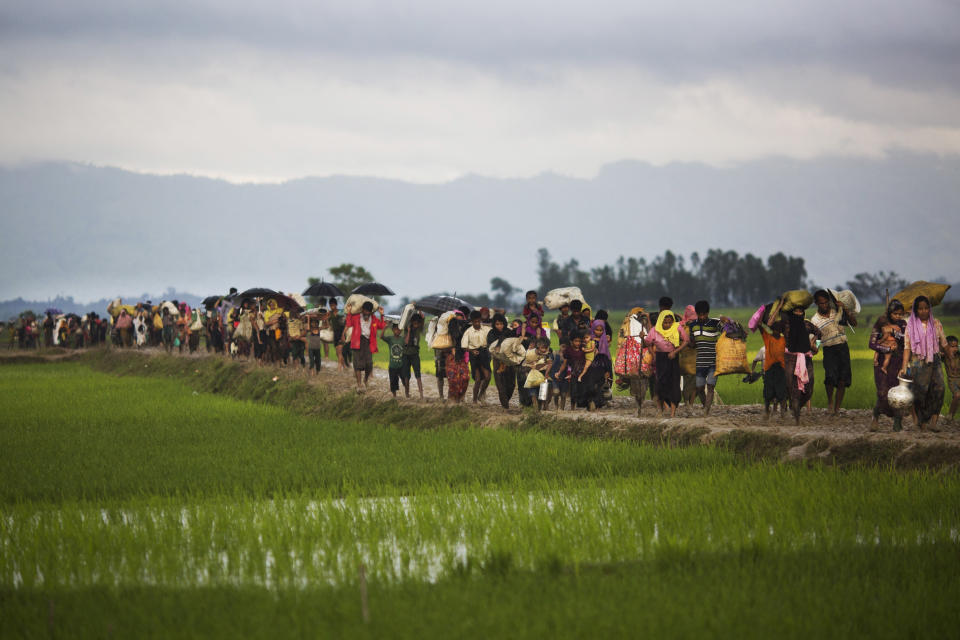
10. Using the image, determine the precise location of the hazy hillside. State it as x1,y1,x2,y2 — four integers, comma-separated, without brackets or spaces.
1,152,957,303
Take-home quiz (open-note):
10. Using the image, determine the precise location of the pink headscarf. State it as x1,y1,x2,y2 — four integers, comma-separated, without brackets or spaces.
682,305,697,325
907,307,939,363
591,319,610,357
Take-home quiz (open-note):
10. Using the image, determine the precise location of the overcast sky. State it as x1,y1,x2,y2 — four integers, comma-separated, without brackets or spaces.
2,0,959,183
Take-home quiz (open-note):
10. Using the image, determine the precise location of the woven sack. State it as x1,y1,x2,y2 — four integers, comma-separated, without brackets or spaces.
679,346,697,375
318,328,334,343
891,281,951,311
431,333,454,350
715,334,750,375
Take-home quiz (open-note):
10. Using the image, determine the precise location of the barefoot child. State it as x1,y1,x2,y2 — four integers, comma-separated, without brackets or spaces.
381,321,408,398
945,335,960,421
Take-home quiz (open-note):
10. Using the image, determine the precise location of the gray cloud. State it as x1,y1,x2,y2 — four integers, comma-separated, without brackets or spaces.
3,1,959,91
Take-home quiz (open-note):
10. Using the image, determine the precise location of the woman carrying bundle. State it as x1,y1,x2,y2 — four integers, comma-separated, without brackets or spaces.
643,311,689,417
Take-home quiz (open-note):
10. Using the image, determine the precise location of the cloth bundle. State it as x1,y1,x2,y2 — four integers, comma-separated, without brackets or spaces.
544,287,585,310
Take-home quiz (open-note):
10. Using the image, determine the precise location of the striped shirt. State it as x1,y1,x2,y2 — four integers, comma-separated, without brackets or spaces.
810,309,846,347
686,318,724,369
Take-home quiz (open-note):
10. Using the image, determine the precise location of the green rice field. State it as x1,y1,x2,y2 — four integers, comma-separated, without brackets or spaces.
2,361,959,637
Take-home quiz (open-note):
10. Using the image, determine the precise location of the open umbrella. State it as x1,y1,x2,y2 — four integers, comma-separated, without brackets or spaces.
201,295,223,310
414,295,475,316
256,293,304,313
303,281,345,298
352,282,395,296
238,287,277,299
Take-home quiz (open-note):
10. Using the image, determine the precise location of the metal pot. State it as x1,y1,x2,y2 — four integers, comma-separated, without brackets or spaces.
887,376,915,410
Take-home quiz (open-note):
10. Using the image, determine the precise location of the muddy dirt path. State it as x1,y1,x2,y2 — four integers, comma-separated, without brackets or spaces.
7,347,960,457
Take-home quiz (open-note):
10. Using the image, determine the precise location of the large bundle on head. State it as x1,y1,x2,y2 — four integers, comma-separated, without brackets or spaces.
544,286,584,310
344,294,378,315
106,298,137,319
892,281,952,311
490,336,527,365
767,289,813,320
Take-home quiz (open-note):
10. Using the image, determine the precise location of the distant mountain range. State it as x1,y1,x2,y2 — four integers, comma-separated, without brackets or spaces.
1,152,958,306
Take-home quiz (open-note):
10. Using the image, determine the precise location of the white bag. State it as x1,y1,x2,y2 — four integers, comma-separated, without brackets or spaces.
344,294,378,315
425,317,438,347
398,303,417,331
544,286,584,310
436,311,457,335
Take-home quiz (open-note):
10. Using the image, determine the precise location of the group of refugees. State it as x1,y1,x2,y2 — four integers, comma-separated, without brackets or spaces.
4,311,110,349
7,283,957,431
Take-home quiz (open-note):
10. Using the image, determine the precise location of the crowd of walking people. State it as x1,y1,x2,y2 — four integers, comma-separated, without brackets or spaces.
5,283,958,432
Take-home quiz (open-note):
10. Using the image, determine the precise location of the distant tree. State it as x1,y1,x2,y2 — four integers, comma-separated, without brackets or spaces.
843,271,909,303
322,264,376,295
489,277,519,309
766,252,807,296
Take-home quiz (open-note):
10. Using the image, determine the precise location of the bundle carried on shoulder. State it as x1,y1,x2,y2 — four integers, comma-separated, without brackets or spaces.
430,311,457,348
544,287,584,310
344,294,378,315
825,288,861,326
425,317,438,347
398,303,418,331
716,321,750,375
490,336,527,365
892,281,952,311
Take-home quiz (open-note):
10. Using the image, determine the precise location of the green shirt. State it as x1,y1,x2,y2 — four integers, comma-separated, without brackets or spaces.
381,334,405,369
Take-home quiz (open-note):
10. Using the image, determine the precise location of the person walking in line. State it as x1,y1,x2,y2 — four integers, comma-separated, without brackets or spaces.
900,295,948,431
811,290,856,416
344,301,386,393
686,300,732,416
869,300,907,432
462,310,492,403
643,309,689,417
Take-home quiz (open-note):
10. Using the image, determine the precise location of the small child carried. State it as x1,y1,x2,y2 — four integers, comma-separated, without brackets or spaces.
874,318,899,374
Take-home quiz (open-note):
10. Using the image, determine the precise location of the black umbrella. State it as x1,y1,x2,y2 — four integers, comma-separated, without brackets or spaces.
238,287,277,299
352,282,395,296
303,281,345,298
202,295,223,310
269,294,304,312
414,295,475,316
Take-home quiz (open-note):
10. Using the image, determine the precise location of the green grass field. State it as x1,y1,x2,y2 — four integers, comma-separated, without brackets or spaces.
2,361,959,637
372,305,960,411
